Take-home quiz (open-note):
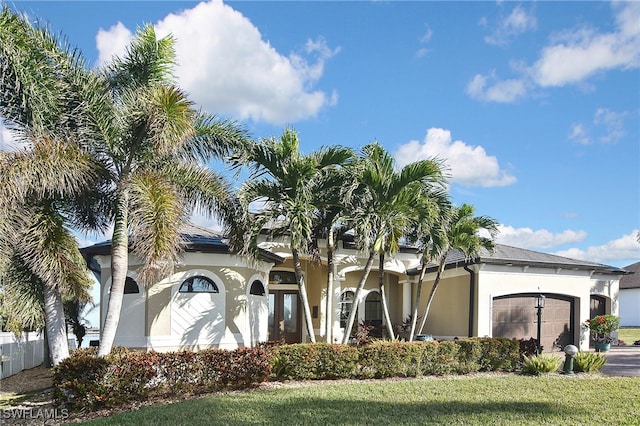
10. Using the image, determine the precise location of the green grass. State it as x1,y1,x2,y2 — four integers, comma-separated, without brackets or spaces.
618,327,640,344
79,375,640,425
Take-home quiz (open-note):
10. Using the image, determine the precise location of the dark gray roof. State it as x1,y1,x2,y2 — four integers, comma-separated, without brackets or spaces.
620,262,640,289
81,224,283,266
408,243,631,276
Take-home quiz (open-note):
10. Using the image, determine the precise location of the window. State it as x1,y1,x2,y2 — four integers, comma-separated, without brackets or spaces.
339,291,355,328
364,292,383,337
269,271,297,284
179,276,219,293
249,280,266,296
365,292,382,321
124,277,140,294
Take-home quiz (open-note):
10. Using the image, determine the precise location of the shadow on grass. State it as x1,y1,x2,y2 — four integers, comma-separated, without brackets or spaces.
82,396,568,425
0,390,46,409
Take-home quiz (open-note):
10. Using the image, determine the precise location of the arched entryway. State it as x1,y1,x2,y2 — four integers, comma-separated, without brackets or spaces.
492,293,575,352
589,295,608,347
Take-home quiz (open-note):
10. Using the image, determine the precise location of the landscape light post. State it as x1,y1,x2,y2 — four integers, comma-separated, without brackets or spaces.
562,345,578,375
535,295,545,355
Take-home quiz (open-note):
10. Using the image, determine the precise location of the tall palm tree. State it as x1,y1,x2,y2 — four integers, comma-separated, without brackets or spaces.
309,164,354,342
341,143,445,343
1,7,248,357
0,7,106,365
406,188,451,341
413,203,498,339
82,26,248,357
234,128,353,343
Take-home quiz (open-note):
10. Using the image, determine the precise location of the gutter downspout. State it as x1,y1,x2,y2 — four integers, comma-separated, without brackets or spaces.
464,263,475,337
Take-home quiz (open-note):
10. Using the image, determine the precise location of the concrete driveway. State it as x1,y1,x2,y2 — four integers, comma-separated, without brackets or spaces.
599,346,640,377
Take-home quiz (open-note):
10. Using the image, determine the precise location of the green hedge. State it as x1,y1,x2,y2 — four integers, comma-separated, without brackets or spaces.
52,338,522,412
268,338,520,381
52,347,272,411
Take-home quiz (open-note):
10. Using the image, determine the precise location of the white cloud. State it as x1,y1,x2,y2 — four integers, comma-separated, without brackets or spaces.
96,22,132,66
93,1,337,124
466,72,527,103
415,26,433,59
395,128,516,187
568,123,591,145
95,0,338,125
469,2,640,103
484,5,537,46
496,225,587,249
532,2,639,87
594,108,627,144
554,230,640,265
568,108,629,145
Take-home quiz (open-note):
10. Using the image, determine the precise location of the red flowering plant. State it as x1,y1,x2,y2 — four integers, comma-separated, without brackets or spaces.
584,315,620,343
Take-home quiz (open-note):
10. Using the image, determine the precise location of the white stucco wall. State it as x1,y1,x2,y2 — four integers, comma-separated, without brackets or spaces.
620,288,640,327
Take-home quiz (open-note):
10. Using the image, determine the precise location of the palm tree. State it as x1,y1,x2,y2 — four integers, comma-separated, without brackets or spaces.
82,26,248,357
406,187,451,341
341,143,445,343
234,128,353,343
1,8,248,357
413,203,498,339
0,7,105,365
309,165,354,342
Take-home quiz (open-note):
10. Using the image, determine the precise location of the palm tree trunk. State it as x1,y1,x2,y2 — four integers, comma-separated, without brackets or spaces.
292,248,316,343
42,284,69,366
341,251,376,344
325,226,335,343
378,253,395,340
409,260,428,341
417,258,446,335
98,190,129,357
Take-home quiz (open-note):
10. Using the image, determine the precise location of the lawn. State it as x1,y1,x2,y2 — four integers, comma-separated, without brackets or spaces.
79,375,640,425
619,327,640,344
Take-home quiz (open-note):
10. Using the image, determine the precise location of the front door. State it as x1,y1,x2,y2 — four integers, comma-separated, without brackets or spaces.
268,290,302,343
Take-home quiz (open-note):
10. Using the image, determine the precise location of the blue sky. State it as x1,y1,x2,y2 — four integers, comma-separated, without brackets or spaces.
1,0,639,269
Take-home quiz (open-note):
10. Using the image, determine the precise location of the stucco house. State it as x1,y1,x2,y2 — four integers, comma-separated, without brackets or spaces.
619,261,640,327
82,225,629,353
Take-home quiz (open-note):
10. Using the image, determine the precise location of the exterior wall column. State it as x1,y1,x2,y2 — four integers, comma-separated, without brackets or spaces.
400,280,412,321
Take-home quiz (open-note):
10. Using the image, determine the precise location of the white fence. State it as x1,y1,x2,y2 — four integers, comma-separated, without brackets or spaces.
0,332,76,379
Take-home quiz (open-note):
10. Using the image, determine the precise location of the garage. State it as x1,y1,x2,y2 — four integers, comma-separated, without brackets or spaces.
492,293,575,352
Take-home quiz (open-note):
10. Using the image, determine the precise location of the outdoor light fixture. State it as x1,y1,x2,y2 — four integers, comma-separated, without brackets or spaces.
535,295,545,355
562,345,579,375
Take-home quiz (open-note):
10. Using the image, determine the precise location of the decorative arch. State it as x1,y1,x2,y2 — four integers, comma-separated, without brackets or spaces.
171,269,226,347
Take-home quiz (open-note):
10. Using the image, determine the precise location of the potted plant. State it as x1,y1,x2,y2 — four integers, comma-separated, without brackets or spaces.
584,314,620,352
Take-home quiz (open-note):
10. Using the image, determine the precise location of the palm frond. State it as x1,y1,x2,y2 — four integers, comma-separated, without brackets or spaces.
127,170,188,285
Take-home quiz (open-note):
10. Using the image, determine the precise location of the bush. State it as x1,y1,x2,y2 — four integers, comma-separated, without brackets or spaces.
521,354,562,375
574,351,606,373
477,338,520,371
52,347,271,411
454,339,482,374
268,338,520,381
269,343,360,380
518,337,538,359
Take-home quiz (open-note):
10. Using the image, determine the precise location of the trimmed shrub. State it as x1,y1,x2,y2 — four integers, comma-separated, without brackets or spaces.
574,351,606,373
453,338,482,374
52,346,271,411
269,343,359,380
521,354,562,375
477,338,520,371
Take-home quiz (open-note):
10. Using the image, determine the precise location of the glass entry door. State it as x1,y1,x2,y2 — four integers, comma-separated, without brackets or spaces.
268,290,302,343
